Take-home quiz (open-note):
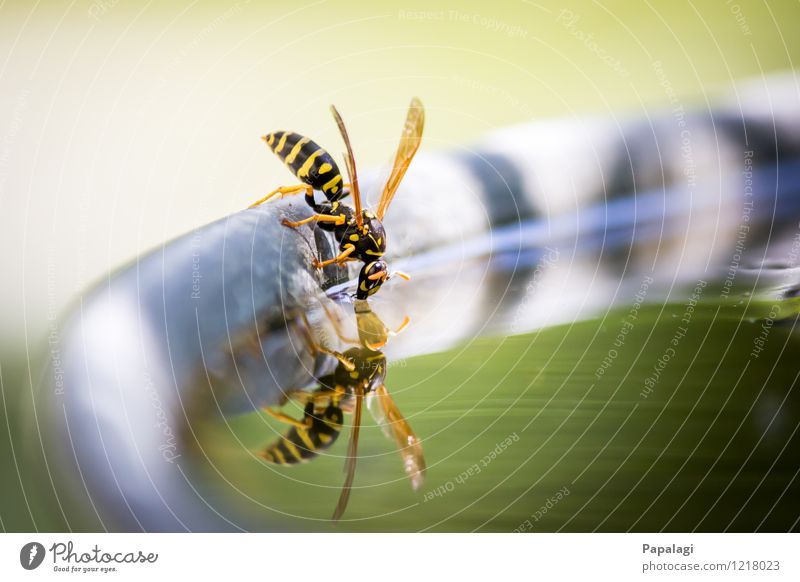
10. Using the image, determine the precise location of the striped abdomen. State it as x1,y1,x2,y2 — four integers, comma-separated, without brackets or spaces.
261,403,343,465
264,131,346,201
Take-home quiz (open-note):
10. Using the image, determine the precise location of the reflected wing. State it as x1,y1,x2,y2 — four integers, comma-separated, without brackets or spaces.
332,385,363,521
370,384,426,491
376,97,425,220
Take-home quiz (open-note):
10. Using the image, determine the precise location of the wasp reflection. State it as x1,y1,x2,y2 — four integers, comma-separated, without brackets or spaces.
259,300,425,521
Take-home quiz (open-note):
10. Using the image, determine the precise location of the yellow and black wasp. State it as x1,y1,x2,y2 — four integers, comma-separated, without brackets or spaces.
259,305,422,521
249,99,424,297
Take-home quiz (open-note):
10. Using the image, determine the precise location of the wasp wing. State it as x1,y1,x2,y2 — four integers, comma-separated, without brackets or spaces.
330,104,363,226
332,385,363,521
376,97,425,220
369,384,426,491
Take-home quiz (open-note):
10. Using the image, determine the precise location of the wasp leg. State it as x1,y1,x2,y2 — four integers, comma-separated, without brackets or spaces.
312,244,355,268
281,214,346,229
249,184,314,208
263,407,311,429
316,346,356,371
296,312,322,356
325,320,360,346
316,300,361,345
291,315,357,371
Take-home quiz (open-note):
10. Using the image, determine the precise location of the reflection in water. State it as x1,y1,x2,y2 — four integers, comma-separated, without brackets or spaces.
258,299,425,520
185,178,800,529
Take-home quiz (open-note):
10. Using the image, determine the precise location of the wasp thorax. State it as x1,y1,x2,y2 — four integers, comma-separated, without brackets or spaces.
339,210,387,262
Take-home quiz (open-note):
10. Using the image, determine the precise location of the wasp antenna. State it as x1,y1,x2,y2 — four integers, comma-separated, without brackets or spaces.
330,104,363,227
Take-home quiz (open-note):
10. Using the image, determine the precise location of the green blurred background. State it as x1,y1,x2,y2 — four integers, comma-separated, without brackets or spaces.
203,302,800,531
1,0,799,531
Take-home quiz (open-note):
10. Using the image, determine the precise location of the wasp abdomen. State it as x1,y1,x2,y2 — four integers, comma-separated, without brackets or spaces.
261,427,332,465
265,131,346,200
261,403,343,465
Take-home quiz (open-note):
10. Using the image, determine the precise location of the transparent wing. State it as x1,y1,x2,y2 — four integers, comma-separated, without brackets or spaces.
366,392,392,440
369,384,426,491
376,97,425,220
330,104,363,225
332,385,363,521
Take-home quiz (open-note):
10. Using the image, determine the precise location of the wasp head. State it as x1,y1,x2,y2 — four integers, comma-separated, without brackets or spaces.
356,260,389,300
354,259,410,300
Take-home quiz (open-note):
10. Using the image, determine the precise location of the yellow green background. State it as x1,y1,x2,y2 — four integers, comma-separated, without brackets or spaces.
1,0,798,351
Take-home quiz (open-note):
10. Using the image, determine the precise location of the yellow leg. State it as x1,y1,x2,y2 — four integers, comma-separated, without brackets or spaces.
249,184,313,208
317,300,361,345
295,313,321,356
328,328,360,345
317,346,356,371
250,183,353,209
313,244,355,268
281,214,346,228
263,407,310,429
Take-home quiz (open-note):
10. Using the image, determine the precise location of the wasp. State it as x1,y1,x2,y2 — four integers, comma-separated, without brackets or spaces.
259,305,422,521
249,99,423,297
